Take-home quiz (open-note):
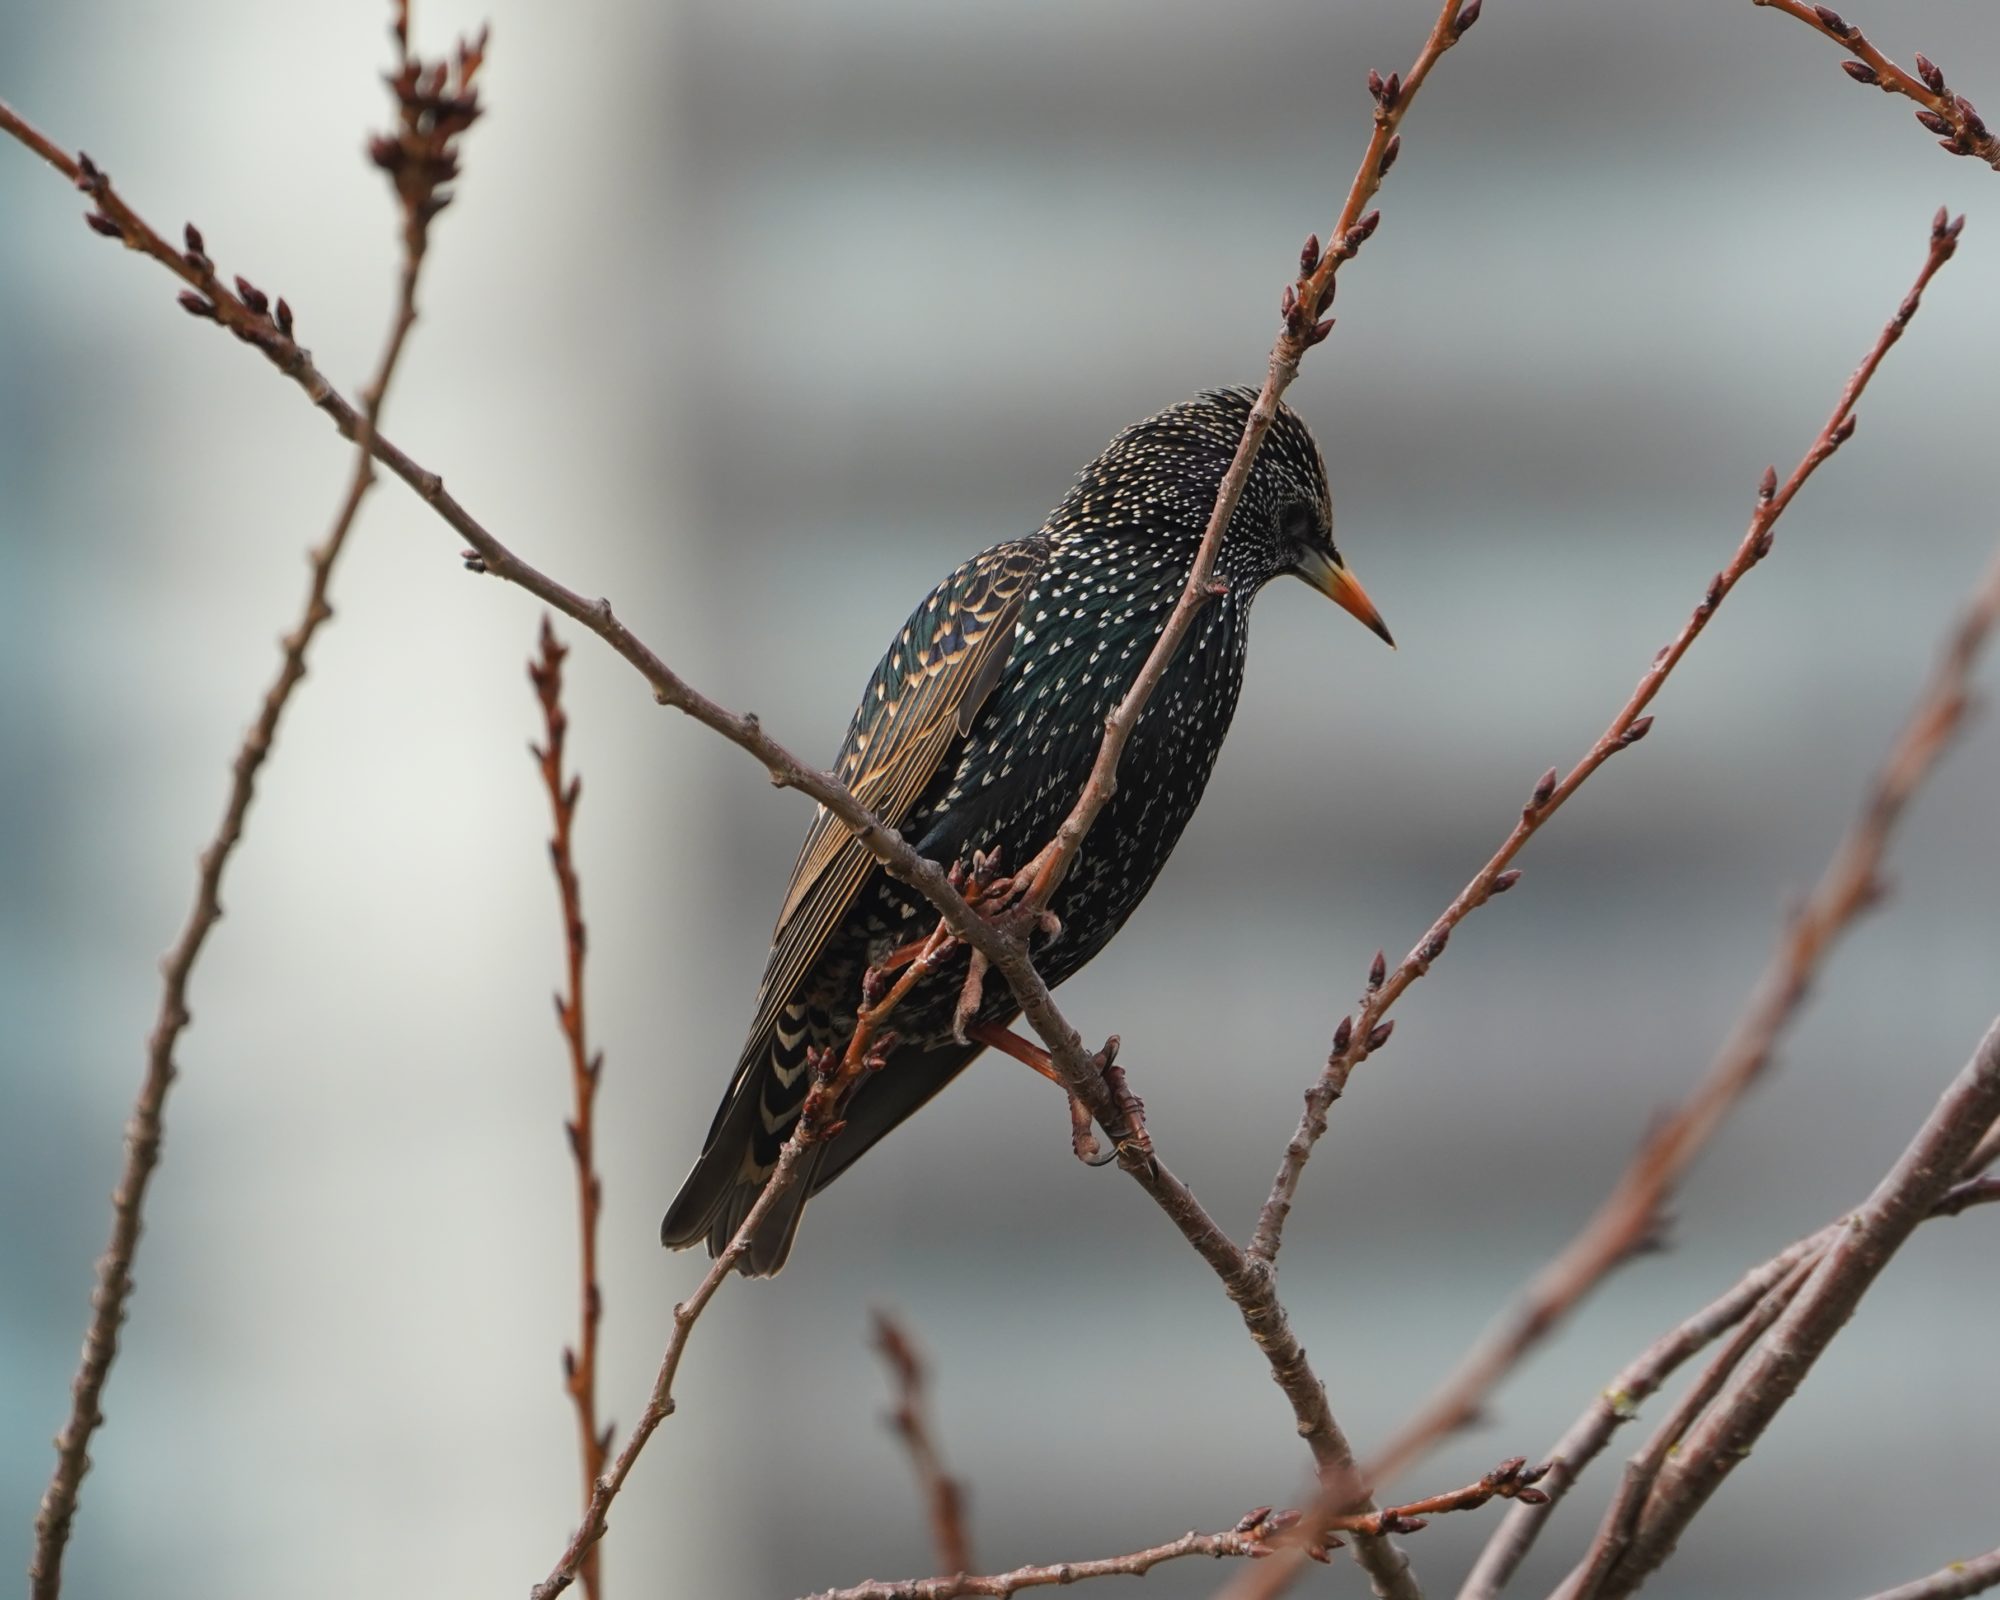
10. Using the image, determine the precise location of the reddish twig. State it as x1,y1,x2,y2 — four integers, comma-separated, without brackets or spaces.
531,619,612,1600
873,1313,975,1578
800,1524,1270,1600
1012,0,1480,924
1368,518,2000,1489
799,1456,1545,1600
1853,1550,2000,1600
1216,1458,1547,1600
1751,0,2000,169
1251,209,1966,1277
533,1130,815,1600
23,21,482,1598
1575,1014,2000,1599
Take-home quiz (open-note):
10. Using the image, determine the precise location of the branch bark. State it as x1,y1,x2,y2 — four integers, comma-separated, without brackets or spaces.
1579,1014,2000,1599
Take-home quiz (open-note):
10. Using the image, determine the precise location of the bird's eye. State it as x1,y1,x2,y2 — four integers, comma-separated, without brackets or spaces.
1282,504,1319,545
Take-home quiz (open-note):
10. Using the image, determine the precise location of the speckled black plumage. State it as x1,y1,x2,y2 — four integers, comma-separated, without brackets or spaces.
662,387,1387,1273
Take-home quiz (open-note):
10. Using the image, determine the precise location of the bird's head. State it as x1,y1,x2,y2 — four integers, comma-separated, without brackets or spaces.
1072,387,1393,647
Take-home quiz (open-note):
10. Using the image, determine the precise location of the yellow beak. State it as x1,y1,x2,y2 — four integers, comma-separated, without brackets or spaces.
1295,545,1395,648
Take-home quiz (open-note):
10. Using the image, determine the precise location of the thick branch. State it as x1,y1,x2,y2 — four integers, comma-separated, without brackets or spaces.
1584,1015,2000,1598
21,25,481,1595
1367,516,2000,1487
1751,0,2000,169
1853,1550,2000,1600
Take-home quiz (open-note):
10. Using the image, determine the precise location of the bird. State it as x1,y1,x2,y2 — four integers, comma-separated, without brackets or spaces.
661,387,1392,1274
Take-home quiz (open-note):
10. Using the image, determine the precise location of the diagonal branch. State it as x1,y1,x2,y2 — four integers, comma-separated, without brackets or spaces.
1368,519,2000,1489
23,21,483,1599
1853,1550,2000,1600
1751,0,2000,169
1248,209,1965,1278
1578,1013,2000,1599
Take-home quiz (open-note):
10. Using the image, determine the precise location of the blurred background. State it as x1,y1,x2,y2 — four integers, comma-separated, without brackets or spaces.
4,2,1998,1597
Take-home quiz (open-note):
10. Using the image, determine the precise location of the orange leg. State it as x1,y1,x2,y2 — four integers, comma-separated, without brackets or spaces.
967,1022,1115,1165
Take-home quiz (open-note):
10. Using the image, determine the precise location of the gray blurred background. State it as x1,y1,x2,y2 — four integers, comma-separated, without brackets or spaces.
4,2,1997,1597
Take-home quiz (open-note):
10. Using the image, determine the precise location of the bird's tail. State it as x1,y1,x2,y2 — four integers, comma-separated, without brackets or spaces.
661,1014,823,1276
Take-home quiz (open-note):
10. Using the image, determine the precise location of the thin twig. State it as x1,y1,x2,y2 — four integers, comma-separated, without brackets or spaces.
532,1131,813,1600
1852,1549,2000,1600
1367,517,2000,1489
872,1312,972,1576
23,21,482,1597
1582,1014,2000,1599
531,619,612,1600
1213,1459,1548,1600
800,1457,1546,1600
1751,0,2000,169
800,1525,1269,1600
873,1313,975,1579
1011,0,1482,928
1250,209,1966,1278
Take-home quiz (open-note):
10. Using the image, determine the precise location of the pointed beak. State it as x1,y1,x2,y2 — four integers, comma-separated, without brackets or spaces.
1295,545,1395,648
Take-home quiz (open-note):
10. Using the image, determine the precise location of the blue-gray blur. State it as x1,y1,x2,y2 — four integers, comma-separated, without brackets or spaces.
3,2,1996,1597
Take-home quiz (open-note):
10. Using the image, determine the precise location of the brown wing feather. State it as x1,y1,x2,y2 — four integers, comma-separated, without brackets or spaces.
747,538,1045,1052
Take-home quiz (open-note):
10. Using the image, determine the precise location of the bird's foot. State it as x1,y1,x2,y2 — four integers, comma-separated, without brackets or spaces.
950,947,990,1045
1093,1035,1152,1162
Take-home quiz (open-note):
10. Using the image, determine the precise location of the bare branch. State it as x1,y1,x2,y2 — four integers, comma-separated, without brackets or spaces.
1579,1014,2000,1598
1372,519,2000,1485
1751,0,2000,168
801,1524,1269,1600
873,1313,974,1579
1250,210,1966,1276
22,22,483,1596
531,619,612,1600
1853,1549,2000,1600
1458,1223,1835,1600
1213,1458,1548,1600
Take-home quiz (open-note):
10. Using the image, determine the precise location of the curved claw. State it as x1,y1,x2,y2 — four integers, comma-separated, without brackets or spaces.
1085,1139,1120,1168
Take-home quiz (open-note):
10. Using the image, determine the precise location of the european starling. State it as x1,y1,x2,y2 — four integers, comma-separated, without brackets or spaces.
662,387,1391,1274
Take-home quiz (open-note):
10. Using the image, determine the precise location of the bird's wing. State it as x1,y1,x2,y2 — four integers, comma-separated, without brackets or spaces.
746,536,1047,1050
